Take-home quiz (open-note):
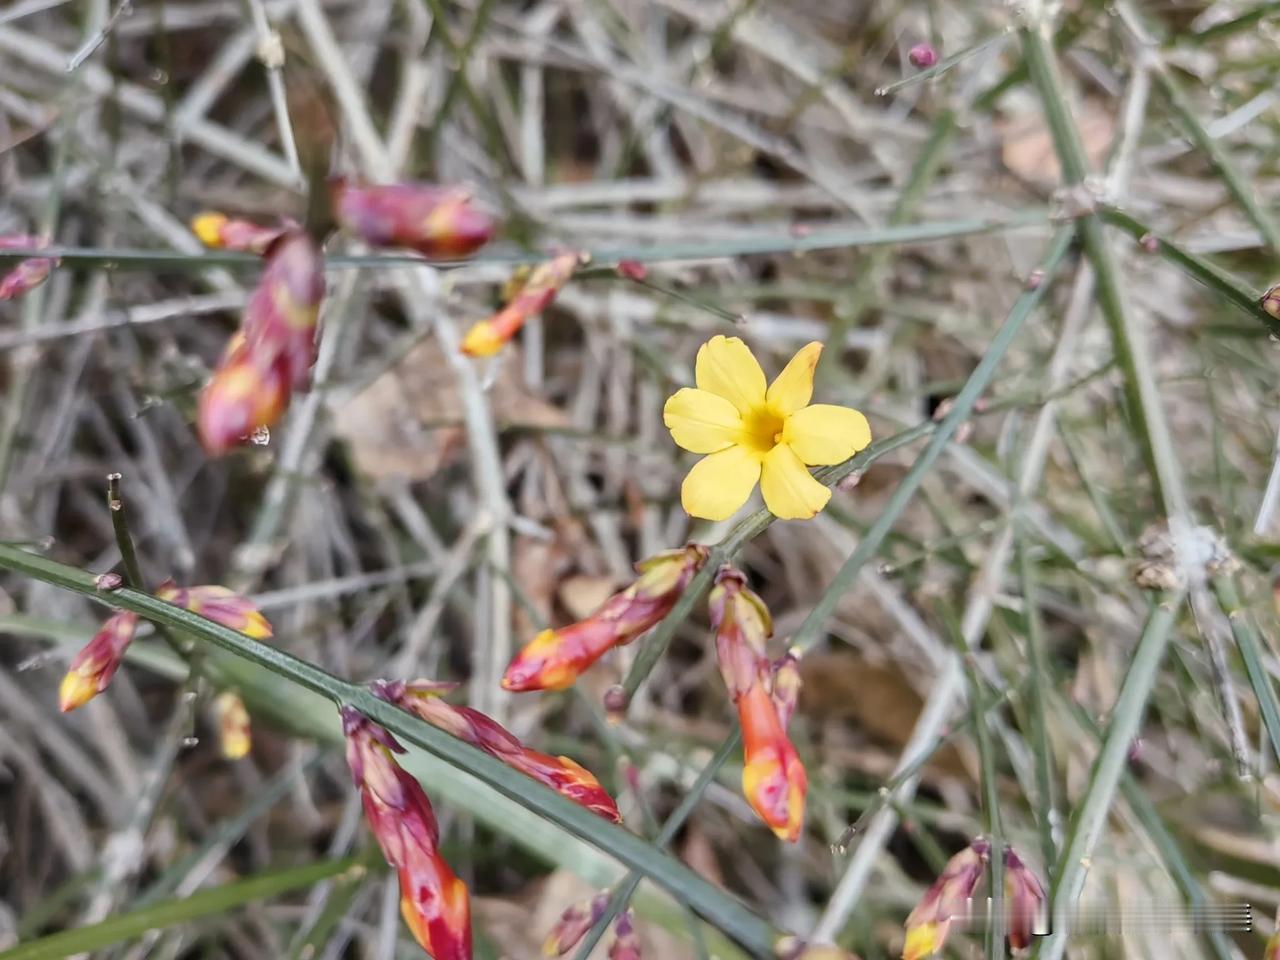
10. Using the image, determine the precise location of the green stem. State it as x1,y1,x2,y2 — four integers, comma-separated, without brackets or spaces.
1099,206,1278,336
1021,22,1189,520
790,226,1077,654
0,210,1049,271
1152,64,1280,255
0,544,779,957
1035,596,1185,960
106,473,146,589
1016,522,1058,870
572,730,743,960
0,857,362,960
1211,573,1280,765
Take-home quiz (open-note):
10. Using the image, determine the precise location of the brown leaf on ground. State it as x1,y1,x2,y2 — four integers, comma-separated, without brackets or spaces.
333,339,568,482
998,98,1114,185
799,651,970,779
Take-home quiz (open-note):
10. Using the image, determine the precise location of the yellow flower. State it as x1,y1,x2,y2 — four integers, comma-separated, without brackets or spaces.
663,336,871,521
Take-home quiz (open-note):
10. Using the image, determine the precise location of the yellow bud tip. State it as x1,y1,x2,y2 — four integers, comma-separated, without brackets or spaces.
221,729,252,760
191,212,228,247
241,613,273,640
540,936,561,957
460,321,504,357
902,923,940,960
59,670,99,713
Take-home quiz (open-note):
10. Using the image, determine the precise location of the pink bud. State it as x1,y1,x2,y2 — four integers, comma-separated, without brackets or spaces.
908,43,938,69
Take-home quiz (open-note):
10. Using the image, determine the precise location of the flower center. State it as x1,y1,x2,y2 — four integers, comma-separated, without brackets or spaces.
739,407,785,454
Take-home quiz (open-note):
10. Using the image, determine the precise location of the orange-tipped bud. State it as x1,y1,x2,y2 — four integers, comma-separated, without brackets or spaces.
461,251,586,357
509,749,622,823
331,179,495,259
399,861,473,960
59,611,139,711
738,679,807,842
197,333,291,455
374,679,621,822
709,567,773,701
902,838,990,960
542,892,610,956
240,230,325,390
1002,846,1045,951
214,691,252,759
191,212,293,254
342,707,472,959
608,909,641,960
156,581,273,639
501,544,709,692
0,233,56,301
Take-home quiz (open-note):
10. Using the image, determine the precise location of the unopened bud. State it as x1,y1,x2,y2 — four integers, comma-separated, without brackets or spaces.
908,43,938,68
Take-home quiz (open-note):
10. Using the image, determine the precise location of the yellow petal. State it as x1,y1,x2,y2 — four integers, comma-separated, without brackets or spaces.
681,445,761,521
695,335,766,414
783,404,872,466
663,387,743,454
765,341,822,415
760,444,830,519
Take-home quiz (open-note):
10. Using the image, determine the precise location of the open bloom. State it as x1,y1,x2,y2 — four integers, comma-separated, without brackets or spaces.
155,581,273,639
903,838,990,960
461,251,585,357
342,707,471,960
1002,846,1046,951
664,336,871,520
501,544,709,692
331,179,495,259
373,679,621,822
0,234,56,301
59,611,139,712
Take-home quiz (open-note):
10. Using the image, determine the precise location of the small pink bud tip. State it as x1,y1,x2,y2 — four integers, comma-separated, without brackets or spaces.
908,43,938,69
616,259,647,281
1261,282,1280,320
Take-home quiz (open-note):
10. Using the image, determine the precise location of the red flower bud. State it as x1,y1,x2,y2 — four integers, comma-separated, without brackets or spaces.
542,892,610,956
461,251,586,357
903,838,990,960
375,679,621,822
501,544,709,692
1002,846,1046,951
709,567,772,701
332,179,495,259
738,678,807,842
342,707,472,960
60,611,139,711
156,581,273,639
196,334,291,455
608,909,642,960
0,234,56,301
191,212,293,254
240,230,324,390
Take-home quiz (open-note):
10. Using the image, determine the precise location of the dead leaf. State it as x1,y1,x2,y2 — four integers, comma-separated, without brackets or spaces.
799,651,970,779
333,339,567,482
998,98,1114,186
